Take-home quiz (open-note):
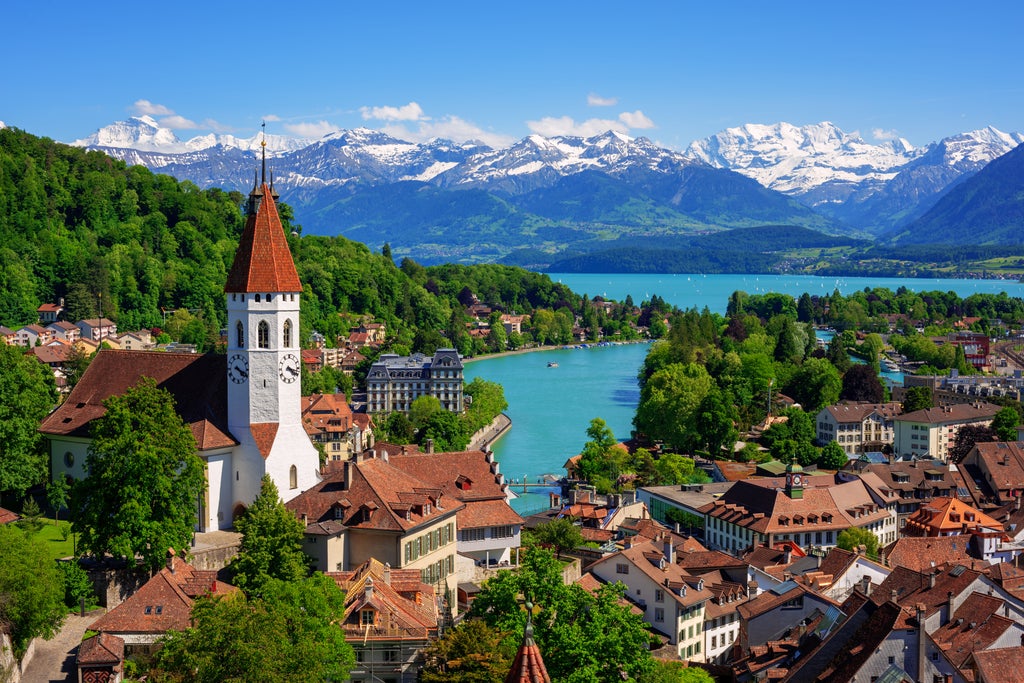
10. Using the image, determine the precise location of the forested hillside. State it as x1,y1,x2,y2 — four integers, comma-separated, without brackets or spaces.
0,127,593,350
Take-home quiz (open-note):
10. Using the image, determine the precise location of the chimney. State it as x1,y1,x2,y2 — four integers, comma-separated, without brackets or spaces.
167,547,176,573
929,571,936,589
783,548,792,565
891,588,899,602
383,562,391,585
426,438,435,454
343,460,353,491
664,539,675,565
365,576,374,600
861,575,872,596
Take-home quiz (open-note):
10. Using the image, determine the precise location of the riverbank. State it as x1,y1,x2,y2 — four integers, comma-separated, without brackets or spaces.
462,340,650,364
468,412,512,451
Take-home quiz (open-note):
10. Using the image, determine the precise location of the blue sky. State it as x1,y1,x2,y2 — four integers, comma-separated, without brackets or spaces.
4,1,1023,150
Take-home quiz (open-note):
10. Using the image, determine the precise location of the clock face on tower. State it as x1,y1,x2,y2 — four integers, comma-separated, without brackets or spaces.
279,353,300,383
228,354,249,384
791,474,803,487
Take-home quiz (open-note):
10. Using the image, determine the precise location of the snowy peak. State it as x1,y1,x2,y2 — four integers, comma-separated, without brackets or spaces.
71,116,313,154
934,126,1024,166
684,121,919,195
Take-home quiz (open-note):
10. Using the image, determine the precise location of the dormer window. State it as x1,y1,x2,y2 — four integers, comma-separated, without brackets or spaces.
424,503,432,515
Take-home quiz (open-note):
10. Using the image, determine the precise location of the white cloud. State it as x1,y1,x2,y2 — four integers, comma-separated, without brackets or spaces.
381,115,514,149
132,99,175,116
262,114,282,122
360,102,427,122
619,110,655,129
284,120,341,138
159,115,199,130
588,93,618,107
526,115,630,138
872,127,900,141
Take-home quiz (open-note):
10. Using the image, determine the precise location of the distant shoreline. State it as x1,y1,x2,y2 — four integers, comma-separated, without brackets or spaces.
462,340,650,364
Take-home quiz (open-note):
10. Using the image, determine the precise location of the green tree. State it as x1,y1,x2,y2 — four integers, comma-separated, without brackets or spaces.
641,660,715,683
0,344,58,494
72,377,204,573
901,386,933,413
992,406,1020,442
151,575,354,682
949,423,998,463
785,357,842,414
653,452,708,486
230,475,311,596
826,338,852,373
57,559,95,610
0,525,66,657
380,411,415,444
420,619,512,683
46,477,70,526
469,546,653,683
634,363,713,451
421,409,470,452
409,394,443,430
819,441,849,470
529,518,584,560
693,390,738,457
836,527,879,558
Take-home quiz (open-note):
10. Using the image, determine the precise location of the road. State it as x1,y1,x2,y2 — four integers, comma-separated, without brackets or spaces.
22,611,103,683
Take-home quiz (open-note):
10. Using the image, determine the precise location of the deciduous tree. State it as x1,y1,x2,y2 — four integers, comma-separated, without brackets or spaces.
229,475,310,595
420,619,512,683
901,386,933,413
991,406,1020,442
836,527,879,558
0,344,58,494
151,575,354,682
529,518,584,560
0,525,66,657
819,441,849,470
840,364,884,403
72,377,204,573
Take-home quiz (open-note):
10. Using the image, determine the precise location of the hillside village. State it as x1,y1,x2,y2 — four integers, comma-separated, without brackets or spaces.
7,173,1024,681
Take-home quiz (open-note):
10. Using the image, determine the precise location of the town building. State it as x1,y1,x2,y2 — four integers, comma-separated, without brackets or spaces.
285,453,462,602
892,402,1002,462
328,558,440,683
302,392,372,464
15,323,54,347
41,176,322,530
76,317,117,342
848,459,970,530
37,302,64,324
46,320,80,343
699,464,897,556
88,550,237,658
814,401,902,456
365,349,464,414
964,441,1024,505
588,536,714,661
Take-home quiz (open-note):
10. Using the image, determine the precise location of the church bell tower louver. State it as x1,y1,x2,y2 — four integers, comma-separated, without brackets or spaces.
223,138,320,515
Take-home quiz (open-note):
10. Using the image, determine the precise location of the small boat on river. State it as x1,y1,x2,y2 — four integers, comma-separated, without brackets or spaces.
547,361,558,367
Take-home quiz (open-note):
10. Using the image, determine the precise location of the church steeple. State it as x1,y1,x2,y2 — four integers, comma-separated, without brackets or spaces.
225,136,300,295
505,602,552,683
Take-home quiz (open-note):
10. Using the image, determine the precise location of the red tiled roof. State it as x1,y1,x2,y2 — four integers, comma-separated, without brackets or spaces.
505,622,552,683
249,423,279,459
0,507,19,524
90,554,237,636
77,632,124,665
971,646,1024,682
224,184,302,293
329,558,438,641
39,350,236,450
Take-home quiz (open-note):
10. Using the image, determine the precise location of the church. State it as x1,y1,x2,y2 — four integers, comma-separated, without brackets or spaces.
41,166,321,531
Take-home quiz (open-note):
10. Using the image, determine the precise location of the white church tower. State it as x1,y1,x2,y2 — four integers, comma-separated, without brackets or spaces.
223,146,320,517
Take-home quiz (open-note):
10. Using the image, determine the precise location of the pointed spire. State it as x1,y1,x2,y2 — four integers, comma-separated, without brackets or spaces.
260,120,267,185
505,601,552,683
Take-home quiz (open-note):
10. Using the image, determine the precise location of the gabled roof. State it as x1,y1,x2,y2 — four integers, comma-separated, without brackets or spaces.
872,563,984,627
77,632,124,666
932,591,1016,666
590,538,715,610
89,553,237,635
39,350,236,450
896,402,1001,425
286,456,464,533
820,401,902,424
224,183,302,293
882,536,982,574
969,646,1024,683
971,441,1024,492
904,496,1005,537
328,558,438,641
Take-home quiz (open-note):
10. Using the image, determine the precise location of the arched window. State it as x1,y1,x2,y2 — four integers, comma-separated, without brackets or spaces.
255,293,261,303
289,465,298,490
236,321,244,348
258,321,269,349
283,319,293,348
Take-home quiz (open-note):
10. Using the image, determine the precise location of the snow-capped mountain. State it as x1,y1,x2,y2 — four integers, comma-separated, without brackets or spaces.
685,122,1023,232
685,121,918,196
72,116,314,156
70,116,1022,239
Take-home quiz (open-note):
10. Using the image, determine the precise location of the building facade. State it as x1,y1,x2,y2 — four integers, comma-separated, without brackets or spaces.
365,349,464,414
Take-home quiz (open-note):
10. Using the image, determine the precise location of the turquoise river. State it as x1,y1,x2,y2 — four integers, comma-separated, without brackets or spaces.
464,273,1024,513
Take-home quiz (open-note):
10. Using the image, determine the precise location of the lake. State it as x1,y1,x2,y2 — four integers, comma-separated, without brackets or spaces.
467,273,1024,513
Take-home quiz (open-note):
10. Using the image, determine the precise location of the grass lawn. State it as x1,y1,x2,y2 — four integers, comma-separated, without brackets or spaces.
22,517,76,561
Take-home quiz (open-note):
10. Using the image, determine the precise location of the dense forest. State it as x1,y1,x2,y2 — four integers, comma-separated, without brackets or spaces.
0,127,654,354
